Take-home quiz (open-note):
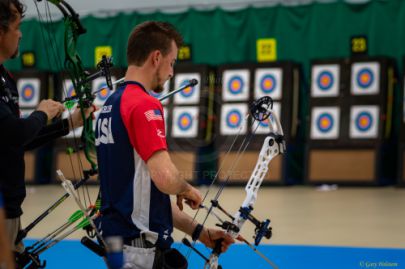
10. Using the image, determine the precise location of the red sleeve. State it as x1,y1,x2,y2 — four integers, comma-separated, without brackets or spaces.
121,92,167,162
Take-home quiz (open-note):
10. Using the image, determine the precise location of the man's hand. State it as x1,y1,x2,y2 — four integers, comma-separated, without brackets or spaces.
36,99,65,120
198,227,235,253
68,105,97,130
176,185,202,211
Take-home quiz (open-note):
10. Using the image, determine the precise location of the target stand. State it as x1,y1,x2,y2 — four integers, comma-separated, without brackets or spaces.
306,57,397,185
164,64,216,183
216,62,302,185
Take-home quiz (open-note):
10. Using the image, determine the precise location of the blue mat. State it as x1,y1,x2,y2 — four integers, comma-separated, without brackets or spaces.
24,239,405,269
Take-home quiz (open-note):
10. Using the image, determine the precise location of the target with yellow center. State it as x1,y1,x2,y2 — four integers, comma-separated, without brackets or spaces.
317,71,334,91
355,111,373,132
226,109,242,128
259,74,276,94
21,84,35,102
179,80,195,98
96,83,110,101
356,68,374,89
67,85,76,98
317,113,334,133
177,112,193,131
228,76,244,95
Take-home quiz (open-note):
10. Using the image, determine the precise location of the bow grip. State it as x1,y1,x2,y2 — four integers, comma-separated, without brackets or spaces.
213,238,223,256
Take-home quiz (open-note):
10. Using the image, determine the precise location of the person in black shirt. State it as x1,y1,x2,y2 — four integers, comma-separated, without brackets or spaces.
0,0,94,253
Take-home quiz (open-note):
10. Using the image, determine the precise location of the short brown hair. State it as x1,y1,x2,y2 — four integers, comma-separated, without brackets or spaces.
0,0,25,32
127,21,183,66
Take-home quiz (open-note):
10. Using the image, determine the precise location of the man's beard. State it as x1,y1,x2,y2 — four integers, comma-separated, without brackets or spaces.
152,69,165,94
10,45,19,59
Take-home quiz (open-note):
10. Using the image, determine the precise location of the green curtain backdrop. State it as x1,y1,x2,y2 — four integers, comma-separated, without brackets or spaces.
5,0,405,77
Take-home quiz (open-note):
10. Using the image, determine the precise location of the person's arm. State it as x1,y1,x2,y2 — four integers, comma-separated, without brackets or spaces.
0,108,48,147
147,150,202,210
24,105,96,150
0,99,65,147
171,201,235,253
24,118,69,150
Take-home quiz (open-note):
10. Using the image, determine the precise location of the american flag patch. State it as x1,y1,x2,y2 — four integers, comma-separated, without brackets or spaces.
144,109,163,121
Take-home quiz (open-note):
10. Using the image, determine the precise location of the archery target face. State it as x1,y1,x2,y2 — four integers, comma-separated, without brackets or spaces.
311,64,340,97
174,73,201,105
150,80,170,105
220,103,248,135
171,107,199,138
17,78,40,107
20,109,34,119
351,62,380,95
63,79,76,100
310,107,340,139
255,102,281,134
350,105,379,139
254,68,282,100
222,69,250,101
92,76,116,106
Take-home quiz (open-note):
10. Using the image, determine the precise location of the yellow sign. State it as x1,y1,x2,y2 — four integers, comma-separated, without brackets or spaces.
351,37,367,54
178,45,192,61
95,46,112,66
22,52,35,67
257,38,277,62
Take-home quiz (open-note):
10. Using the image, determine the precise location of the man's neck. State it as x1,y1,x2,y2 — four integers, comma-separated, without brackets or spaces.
125,65,154,91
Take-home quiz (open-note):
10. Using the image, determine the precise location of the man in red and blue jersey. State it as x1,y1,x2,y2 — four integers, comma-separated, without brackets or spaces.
95,21,234,268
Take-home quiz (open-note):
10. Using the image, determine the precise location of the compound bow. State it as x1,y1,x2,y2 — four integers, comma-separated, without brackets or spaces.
183,96,285,269
16,1,113,267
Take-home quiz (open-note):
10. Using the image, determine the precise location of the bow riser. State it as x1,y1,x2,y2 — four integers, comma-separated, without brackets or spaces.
206,108,285,269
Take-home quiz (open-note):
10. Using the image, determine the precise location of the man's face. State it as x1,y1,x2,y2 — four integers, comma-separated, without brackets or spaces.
0,4,22,62
152,41,178,93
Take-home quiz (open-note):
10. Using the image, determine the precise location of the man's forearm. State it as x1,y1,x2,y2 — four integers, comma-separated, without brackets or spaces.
172,201,198,236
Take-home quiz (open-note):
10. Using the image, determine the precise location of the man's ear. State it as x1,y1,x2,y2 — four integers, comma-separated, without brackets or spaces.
151,50,162,66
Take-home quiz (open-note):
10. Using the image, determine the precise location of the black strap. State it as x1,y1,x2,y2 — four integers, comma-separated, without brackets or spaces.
191,224,204,241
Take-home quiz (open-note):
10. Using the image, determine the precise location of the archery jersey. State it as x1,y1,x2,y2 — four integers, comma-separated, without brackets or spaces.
95,81,173,248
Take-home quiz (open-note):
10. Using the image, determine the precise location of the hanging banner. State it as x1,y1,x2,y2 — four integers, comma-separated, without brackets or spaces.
220,103,248,136
254,68,282,100
17,78,41,107
351,62,380,95
349,105,379,139
171,106,199,138
311,64,340,97
222,69,250,102
173,73,201,105
310,107,340,140
255,102,281,134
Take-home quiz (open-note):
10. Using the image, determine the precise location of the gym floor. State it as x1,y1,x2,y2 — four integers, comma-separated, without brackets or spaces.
21,185,405,268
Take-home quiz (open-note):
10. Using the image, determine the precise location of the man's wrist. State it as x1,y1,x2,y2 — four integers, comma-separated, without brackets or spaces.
178,182,191,196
